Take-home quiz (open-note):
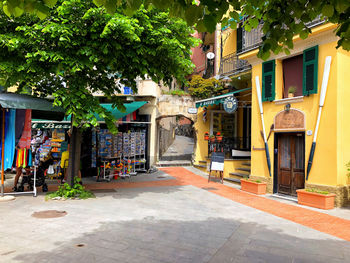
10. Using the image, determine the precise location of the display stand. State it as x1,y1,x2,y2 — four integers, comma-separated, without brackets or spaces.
208,152,224,184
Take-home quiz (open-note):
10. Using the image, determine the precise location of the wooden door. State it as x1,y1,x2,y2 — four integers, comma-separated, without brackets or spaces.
278,133,305,196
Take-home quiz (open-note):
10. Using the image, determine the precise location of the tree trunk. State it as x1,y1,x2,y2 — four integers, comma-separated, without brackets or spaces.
67,125,82,186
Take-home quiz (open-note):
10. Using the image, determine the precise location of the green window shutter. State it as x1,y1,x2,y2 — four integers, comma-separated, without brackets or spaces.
303,45,318,95
262,60,275,102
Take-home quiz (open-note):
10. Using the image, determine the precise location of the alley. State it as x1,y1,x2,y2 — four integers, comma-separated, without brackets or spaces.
1,167,350,263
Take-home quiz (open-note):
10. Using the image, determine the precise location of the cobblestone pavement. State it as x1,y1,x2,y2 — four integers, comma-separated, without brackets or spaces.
1,168,350,263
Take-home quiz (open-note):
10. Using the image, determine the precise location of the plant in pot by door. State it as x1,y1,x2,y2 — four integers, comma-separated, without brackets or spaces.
296,189,336,210
215,132,223,142
288,86,296,98
209,135,216,143
204,132,209,141
240,179,267,195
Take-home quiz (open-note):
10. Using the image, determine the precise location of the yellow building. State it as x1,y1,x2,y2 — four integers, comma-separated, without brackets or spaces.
194,19,350,206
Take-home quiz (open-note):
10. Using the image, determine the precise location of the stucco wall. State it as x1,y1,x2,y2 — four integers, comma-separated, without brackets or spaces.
250,40,340,187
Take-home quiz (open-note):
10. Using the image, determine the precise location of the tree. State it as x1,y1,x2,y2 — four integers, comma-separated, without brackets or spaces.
188,75,224,99
0,0,198,128
1,0,349,60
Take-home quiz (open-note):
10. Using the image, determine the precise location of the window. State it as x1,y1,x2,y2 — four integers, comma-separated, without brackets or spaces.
282,54,303,98
262,60,275,101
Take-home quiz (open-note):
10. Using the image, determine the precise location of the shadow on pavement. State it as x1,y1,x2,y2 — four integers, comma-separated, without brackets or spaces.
10,217,350,263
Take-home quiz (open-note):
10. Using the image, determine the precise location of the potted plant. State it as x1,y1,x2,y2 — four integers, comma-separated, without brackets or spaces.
204,132,209,141
215,132,223,142
241,179,267,195
288,86,296,98
296,189,336,210
209,135,216,143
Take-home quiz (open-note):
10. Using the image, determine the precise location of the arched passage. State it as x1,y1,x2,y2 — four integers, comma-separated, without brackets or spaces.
156,115,195,166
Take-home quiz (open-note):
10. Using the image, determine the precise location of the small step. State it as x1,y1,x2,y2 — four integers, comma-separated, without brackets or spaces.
242,163,251,166
199,160,207,164
229,172,249,178
237,167,250,172
194,164,206,168
156,160,192,167
224,178,241,184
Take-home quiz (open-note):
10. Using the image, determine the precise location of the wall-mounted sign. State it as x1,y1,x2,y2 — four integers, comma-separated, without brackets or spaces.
223,96,238,114
188,107,198,114
274,109,305,131
32,122,71,129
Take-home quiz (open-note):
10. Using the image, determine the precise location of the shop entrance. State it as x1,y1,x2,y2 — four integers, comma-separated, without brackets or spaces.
276,133,305,196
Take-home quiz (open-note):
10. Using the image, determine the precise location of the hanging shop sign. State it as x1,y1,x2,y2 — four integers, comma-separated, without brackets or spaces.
188,107,198,114
223,96,238,114
32,122,71,129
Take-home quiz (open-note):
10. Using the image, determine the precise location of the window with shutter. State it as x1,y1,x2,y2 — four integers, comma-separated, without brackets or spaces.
262,60,275,102
303,46,318,95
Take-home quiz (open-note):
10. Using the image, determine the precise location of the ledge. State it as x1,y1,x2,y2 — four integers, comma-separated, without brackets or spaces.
274,96,304,105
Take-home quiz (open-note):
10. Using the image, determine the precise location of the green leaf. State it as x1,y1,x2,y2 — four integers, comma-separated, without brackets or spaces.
299,30,309,39
43,0,57,8
322,4,334,18
93,0,105,7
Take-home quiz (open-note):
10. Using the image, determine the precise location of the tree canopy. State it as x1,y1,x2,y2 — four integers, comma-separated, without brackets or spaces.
1,0,349,60
0,0,198,129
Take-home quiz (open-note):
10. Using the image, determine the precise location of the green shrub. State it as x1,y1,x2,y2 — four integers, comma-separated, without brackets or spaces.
163,89,189,96
46,177,95,200
188,75,224,99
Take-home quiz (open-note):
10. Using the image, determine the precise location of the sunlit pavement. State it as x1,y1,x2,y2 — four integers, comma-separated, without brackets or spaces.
1,167,350,263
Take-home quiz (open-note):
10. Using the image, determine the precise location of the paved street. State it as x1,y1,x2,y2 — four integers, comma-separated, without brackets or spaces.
1,167,350,263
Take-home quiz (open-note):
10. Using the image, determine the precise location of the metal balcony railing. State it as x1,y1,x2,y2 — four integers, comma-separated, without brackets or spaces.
219,53,251,76
237,17,325,55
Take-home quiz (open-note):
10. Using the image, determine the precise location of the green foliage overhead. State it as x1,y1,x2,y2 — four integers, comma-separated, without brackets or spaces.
1,0,349,60
188,75,224,99
0,1,198,129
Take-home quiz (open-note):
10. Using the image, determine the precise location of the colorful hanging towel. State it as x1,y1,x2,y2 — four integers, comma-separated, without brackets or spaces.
18,110,32,149
16,148,32,168
3,109,16,170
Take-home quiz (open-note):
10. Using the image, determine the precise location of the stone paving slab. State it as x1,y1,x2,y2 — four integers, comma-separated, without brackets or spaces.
0,168,350,262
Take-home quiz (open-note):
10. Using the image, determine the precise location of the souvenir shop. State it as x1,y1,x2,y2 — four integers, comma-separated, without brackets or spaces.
0,93,64,195
31,102,151,181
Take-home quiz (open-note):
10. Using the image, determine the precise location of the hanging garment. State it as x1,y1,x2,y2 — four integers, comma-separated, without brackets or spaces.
3,109,16,170
16,148,32,168
15,109,26,145
18,110,32,149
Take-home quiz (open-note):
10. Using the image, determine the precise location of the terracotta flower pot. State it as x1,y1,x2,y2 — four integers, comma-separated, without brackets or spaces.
296,189,336,210
288,93,294,98
241,179,267,195
209,137,216,143
216,136,223,142
204,135,209,140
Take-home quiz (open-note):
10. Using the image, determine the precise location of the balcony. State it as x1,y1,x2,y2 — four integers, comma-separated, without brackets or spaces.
219,53,251,76
237,17,325,55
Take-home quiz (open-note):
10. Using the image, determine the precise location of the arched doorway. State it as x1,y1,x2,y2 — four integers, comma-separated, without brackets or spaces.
156,115,195,166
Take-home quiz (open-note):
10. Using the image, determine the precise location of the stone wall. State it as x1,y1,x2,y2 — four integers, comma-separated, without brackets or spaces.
158,120,176,158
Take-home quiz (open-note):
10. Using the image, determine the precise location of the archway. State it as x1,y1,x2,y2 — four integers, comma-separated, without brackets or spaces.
156,115,195,166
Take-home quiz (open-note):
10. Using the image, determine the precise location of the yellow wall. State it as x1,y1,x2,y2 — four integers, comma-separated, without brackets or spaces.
194,106,211,164
337,48,350,185
222,28,237,57
251,41,341,187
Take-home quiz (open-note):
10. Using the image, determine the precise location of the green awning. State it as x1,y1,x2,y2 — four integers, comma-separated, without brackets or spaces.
0,93,65,121
195,88,251,108
33,101,148,125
